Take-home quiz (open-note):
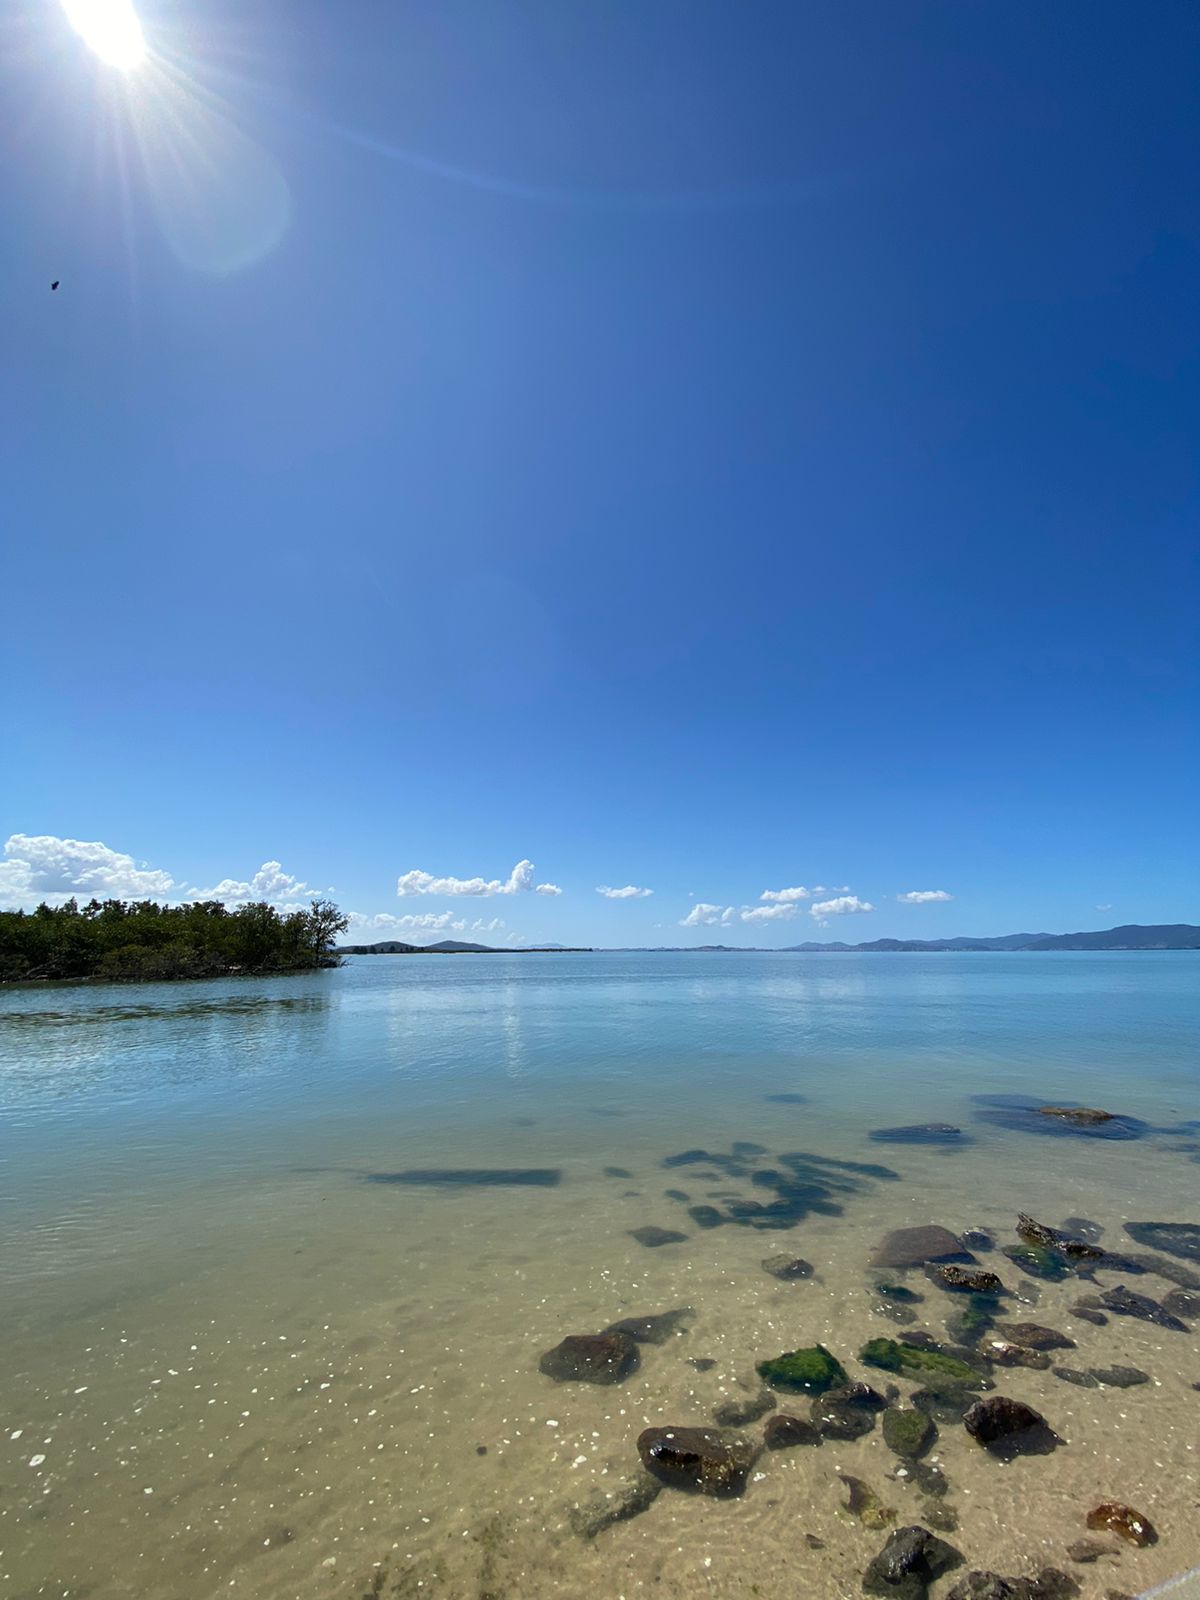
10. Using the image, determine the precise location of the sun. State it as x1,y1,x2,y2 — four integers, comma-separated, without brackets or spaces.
61,0,146,70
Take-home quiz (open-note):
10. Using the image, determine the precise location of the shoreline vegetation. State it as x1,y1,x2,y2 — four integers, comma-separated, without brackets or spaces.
0,896,348,983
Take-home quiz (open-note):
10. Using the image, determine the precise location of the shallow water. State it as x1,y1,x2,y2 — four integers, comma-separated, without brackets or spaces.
1,951,1197,1599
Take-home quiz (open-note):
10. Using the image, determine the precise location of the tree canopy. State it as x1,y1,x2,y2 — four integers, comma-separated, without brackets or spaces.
0,896,348,983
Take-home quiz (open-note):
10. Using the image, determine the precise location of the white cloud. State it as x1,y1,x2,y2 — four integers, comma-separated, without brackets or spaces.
1095,903,1113,912
759,886,812,903
740,902,799,924
396,858,557,897
810,895,875,919
189,861,317,904
0,833,176,909
897,889,953,905
596,885,653,899
345,911,507,936
680,903,734,928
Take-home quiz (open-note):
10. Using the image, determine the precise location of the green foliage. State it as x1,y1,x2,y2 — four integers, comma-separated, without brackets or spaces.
0,896,348,983
755,1344,848,1393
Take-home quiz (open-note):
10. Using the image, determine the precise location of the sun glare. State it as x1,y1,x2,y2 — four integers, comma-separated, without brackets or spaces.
61,0,146,70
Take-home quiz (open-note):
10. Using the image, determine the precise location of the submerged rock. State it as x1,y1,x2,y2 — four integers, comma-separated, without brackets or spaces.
1123,1251,1200,1289
1003,1244,1071,1282
875,1280,925,1304
960,1228,996,1253
761,1253,814,1280
926,1264,1006,1294
688,1357,717,1372
869,1124,968,1145
883,1408,936,1459
664,1188,690,1202
637,1425,756,1497
962,1396,1059,1458
860,1338,986,1388
1061,1217,1104,1244
629,1225,688,1248
606,1308,693,1345
862,1524,962,1598
876,1301,920,1326
712,1388,775,1427
872,1226,974,1269
996,1323,1075,1351
1053,1368,1100,1389
1162,1287,1200,1319
1036,1105,1116,1127
756,1344,848,1394
812,1382,886,1441
911,1386,978,1423
904,1458,950,1497
540,1331,640,1385
841,1474,896,1529
946,1300,998,1345
1099,1284,1187,1331
1124,1220,1200,1263
685,1205,725,1230
946,1570,1078,1599
1063,1539,1112,1564
1070,1306,1107,1326
568,1474,661,1538
1086,1503,1157,1547
603,1166,632,1179
1016,1216,1104,1261
921,1501,959,1533
763,1412,823,1449
983,1339,1050,1370
1088,1365,1150,1388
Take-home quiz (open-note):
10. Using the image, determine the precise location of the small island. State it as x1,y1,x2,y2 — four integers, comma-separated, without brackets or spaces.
0,896,349,983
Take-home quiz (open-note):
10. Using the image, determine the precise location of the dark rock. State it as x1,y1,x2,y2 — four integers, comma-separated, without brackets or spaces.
688,1357,716,1372
926,1264,1006,1294
870,1124,968,1144
805,1533,826,1549
1070,1305,1108,1326
841,1474,896,1529
1123,1221,1200,1264
1015,1280,1042,1305
763,1412,823,1449
636,1426,757,1497
761,1253,814,1280
905,1459,949,1497
996,1322,1075,1351
1053,1368,1100,1389
1162,1287,1200,1319
1064,1539,1111,1564
712,1388,775,1427
1088,1365,1150,1388
1017,1215,1104,1261
1123,1251,1200,1289
946,1571,1078,1600
812,1382,886,1441
862,1524,963,1598
963,1396,1060,1458
539,1331,640,1384
876,1301,920,1325
982,1340,1050,1370
946,1300,998,1346
1061,1218,1104,1244
883,1408,936,1459
1086,1503,1157,1547
568,1475,661,1538
664,1188,690,1202
685,1205,725,1230
911,1387,977,1423
875,1280,925,1303
603,1166,632,1178
629,1225,688,1248
756,1344,848,1393
1002,1244,1071,1281
732,1140,767,1157
960,1228,996,1253
921,1501,959,1533
972,1096,1145,1141
872,1226,976,1269
1099,1284,1187,1330
606,1308,693,1345
1036,1105,1117,1126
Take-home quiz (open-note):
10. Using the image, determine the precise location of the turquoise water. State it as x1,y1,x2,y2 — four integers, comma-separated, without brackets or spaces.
1,952,1197,1599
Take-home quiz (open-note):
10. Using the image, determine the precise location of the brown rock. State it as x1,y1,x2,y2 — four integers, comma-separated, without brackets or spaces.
997,1323,1076,1351
1035,1106,1113,1125
983,1339,1051,1370
872,1226,975,1269
963,1396,1059,1457
927,1263,1005,1294
763,1412,823,1449
637,1425,757,1496
1086,1503,1157,1548
539,1331,640,1384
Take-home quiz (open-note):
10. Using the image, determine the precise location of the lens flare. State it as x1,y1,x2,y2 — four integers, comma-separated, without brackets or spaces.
61,0,146,70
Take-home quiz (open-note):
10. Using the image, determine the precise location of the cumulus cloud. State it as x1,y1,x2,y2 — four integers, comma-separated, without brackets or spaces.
596,885,653,900
810,895,875,920
345,911,507,936
897,889,953,905
740,902,800,924
396,858,558,897
759,886,812,903
188,861,318,904
0,833,176,909
1095,902,1113,911
679,903,734,928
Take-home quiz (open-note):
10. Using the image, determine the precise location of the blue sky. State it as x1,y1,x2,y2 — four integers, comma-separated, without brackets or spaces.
2,0,1197,945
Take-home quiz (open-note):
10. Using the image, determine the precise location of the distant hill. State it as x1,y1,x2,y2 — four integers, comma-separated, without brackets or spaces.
338,940,592,955
784,924,1200,952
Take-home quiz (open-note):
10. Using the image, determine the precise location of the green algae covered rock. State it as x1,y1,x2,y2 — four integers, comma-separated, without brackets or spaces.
882,1406,936,1459
859,1338,983,1387
756,1343,848,1394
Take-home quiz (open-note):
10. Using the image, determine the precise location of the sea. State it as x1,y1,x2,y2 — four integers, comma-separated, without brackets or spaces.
1,951,1197,1600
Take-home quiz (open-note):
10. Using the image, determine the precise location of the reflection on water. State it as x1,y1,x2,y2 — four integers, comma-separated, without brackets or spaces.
0,952,1197,1600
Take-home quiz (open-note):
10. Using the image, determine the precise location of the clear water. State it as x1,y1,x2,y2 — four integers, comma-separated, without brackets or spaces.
1,952,1197,1599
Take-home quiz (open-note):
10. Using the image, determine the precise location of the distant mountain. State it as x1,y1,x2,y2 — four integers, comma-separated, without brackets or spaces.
784,924,1199,953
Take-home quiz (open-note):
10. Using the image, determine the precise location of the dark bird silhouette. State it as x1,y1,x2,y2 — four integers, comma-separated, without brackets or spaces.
51,280,60,291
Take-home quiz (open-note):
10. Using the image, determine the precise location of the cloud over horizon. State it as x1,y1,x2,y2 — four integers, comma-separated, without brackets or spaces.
897,889,953,904
396,859,560,897
679,902,734,927
0,833,176,909
810,894,875,923
345,910,505,935
596,884,653,899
